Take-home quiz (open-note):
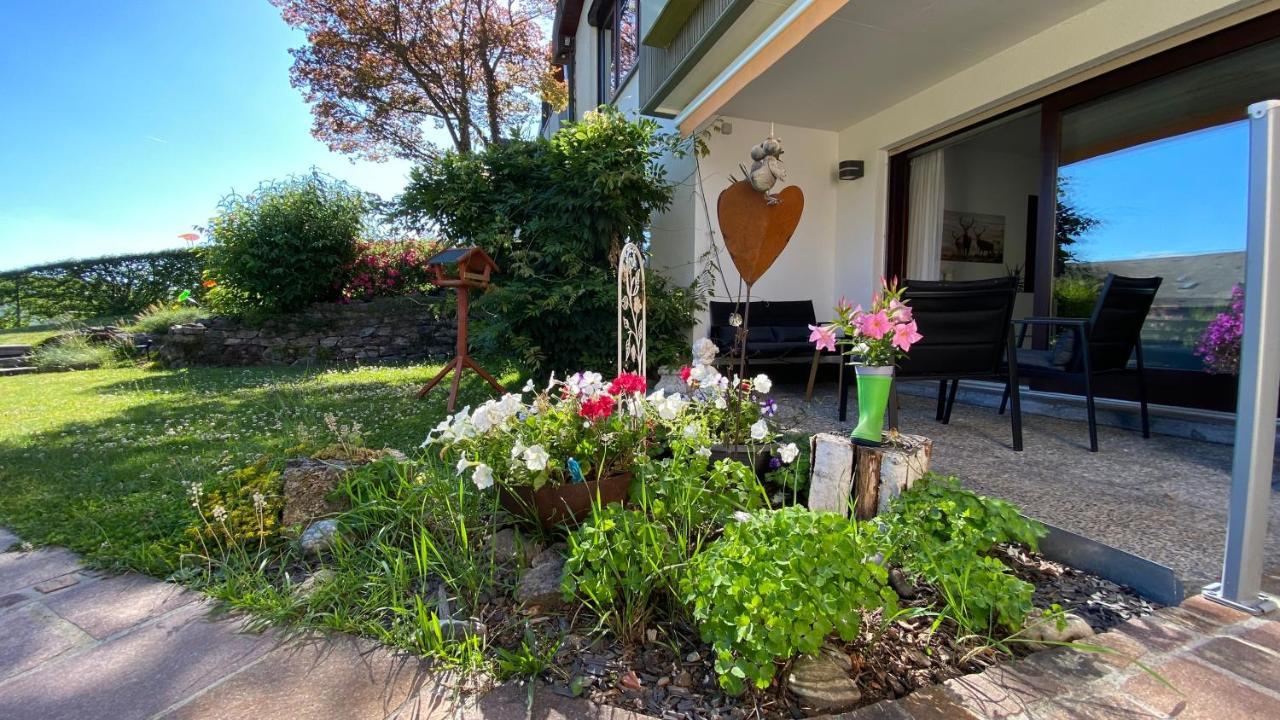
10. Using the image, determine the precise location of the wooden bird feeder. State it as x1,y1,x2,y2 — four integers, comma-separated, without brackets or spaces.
417,247,504,410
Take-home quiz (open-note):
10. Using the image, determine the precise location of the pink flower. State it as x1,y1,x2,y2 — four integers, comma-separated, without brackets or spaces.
858,311,892,340
892,321,923,352
889,300,912,323
809,324,837,352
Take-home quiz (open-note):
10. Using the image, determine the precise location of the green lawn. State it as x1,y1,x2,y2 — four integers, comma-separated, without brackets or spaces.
0,363,513,573
0,326,62,346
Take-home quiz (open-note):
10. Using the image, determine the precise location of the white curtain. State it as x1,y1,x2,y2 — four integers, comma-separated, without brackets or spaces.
906,149,945,281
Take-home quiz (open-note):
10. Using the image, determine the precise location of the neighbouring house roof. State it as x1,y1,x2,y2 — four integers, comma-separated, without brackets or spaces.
1072,251,1244,308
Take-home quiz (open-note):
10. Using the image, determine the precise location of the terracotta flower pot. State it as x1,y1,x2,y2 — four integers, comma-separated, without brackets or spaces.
498,471,633,529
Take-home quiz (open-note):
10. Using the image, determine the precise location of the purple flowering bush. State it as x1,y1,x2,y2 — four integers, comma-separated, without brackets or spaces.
1195,284,1244,375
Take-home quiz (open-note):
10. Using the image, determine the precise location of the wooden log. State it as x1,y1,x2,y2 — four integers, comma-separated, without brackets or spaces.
853,434,933,520
807,433,856,516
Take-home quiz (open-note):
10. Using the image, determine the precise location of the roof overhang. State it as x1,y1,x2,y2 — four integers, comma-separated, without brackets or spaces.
551,0,586,65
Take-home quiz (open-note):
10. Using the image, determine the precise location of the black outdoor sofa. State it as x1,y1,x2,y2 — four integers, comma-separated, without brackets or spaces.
707,300,842,397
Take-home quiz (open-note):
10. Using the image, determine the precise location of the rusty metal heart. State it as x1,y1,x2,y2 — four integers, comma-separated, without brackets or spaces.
717,180,805,286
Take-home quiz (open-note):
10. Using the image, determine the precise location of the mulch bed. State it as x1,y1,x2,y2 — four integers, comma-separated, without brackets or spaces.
492,546,1156,720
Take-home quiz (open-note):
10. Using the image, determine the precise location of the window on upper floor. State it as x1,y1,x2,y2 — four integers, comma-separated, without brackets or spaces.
595,0,638,104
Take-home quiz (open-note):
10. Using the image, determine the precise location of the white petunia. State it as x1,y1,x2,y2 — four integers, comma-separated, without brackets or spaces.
778,442,799,464
471,464,495,490
749,419,769,441
522,379,536,393
696,446,712,458
522,444,550,471
510,440,526,459
753,374,773,394
455,454,472,475
682,423,700,439
688,363,721,386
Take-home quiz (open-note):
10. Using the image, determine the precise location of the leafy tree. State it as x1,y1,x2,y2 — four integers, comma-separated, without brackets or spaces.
272,0,552,160
396,108,701,374
1054,177,1101,275
201,173,369,313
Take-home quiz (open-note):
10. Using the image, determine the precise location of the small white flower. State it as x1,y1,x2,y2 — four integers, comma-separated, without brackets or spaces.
749,419,769,441
510,440,526,459
695,446,712,458
753,374,773,394
252,492,266,511
682,423,700,439
455,454,472,475
522,444,549,471
522,379,535,393
471,464,495,490
211,505,228,523
778,442,799,464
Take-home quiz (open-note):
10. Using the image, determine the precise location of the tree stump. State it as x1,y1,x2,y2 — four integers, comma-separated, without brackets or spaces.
807,433,855,515
852,434,933,520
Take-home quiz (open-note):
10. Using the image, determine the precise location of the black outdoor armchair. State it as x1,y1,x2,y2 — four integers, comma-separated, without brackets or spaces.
837,276,1023,451
999,273,1163,452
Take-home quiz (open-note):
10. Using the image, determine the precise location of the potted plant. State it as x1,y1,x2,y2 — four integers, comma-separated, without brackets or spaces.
425,371,652,527
812,278,922,446
664,354,780,475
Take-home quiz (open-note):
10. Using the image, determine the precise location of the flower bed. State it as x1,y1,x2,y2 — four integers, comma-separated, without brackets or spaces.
184,358,1155,718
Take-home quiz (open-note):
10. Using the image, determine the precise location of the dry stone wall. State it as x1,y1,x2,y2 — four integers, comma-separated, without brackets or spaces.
156,296,455,367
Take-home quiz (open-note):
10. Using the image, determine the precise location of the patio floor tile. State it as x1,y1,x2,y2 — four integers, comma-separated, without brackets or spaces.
160,635,438,720
1190,635,1280,694
1121,656,1280,719
0,601,94,682
0,602,274,720
1025,694,1159,720
42,572,199,640
0,548,82,594
1239,619,1280,653
1113,615,1196,652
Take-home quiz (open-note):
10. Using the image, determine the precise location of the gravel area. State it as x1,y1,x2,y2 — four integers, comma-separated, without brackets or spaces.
771,382,1280,590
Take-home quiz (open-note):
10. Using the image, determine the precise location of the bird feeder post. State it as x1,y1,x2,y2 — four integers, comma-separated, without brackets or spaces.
417,247,504,411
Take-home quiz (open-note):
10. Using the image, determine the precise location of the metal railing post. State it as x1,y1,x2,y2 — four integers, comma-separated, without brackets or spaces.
1203,99,1280,615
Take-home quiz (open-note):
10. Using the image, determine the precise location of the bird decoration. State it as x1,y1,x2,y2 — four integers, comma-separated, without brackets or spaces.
743,133,787,204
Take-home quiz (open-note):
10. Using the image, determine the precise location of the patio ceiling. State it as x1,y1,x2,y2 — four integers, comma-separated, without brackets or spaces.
716,0,1105,131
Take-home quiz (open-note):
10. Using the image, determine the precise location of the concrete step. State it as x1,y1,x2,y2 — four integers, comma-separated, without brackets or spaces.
0,367,38,377
0,345,32,358
0,356,32,368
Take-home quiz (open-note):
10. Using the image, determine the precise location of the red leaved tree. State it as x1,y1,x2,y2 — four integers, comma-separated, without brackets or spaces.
273,0,552,160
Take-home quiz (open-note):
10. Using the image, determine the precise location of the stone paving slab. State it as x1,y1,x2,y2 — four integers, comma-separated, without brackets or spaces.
161,635,441,720
0,601,94,682
0,548,81,594
42,572,198,640
0,601,275,720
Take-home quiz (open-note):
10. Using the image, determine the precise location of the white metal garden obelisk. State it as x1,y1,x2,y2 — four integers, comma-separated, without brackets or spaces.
1203,99,1280,615
617,241,646,378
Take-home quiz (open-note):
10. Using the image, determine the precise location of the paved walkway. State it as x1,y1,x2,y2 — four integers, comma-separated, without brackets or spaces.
0,528,639,720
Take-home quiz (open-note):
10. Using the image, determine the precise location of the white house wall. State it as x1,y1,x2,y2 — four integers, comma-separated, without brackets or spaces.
832,0,1270,309
667,117,838,336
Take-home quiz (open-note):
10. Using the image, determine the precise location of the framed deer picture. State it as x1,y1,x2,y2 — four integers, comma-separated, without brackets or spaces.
940,210,1005,263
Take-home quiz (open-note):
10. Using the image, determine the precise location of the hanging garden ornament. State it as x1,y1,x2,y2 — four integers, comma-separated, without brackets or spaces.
718,131,804,287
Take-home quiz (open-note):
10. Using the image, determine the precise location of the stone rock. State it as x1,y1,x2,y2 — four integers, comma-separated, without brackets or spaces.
299,519,340,557
486,528,543,565
517,550,567,609
1019,612,1096,650
280,459,352,529
294,568,334,598
787,645,862,711
438,618,487,642
888,566,917,599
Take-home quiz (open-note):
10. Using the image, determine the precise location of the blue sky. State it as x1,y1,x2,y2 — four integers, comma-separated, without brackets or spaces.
1060,121,1249,262
0,1,435,271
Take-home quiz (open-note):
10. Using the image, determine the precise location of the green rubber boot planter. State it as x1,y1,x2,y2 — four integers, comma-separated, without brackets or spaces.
852,365,894,446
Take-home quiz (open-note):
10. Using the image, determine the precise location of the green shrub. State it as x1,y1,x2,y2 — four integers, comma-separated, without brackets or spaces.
397,107,701,374
1053,272,1102,318
879,475,1046,635
126,302,208,334
29,335,122,370
202,173,369,313
680,507,896,695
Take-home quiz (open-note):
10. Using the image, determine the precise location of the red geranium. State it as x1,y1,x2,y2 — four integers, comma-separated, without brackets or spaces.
579,395,616,421
608,372,647,395
679,366,692,383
